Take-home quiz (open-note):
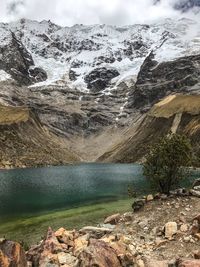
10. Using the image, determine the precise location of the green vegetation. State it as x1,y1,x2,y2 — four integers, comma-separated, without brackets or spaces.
0,198,131,246
143,133,192,194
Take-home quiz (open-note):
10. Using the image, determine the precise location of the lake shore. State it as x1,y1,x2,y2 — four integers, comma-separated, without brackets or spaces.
0,198,131,246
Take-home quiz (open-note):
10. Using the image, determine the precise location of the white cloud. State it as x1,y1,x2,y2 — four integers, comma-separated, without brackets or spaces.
0,0,199,26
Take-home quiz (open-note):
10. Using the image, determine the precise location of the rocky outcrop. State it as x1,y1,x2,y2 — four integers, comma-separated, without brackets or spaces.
84,67,120,92
0,239,27,267
0,31,47,86
128,53,200,110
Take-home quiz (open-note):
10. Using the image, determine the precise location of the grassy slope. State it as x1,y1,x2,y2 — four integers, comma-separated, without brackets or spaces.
0,199,131,246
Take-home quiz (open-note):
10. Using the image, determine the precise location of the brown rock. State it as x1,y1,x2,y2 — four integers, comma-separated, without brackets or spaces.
78,239,121,267
55,228,75,247
145,259,168,267
73,235,89,256
165,222,177,239
189,220,199,235
193,251,200,259
193,214,200,224
27,227,63,267
104,213,121,225
146,194,154,202
178,259,200,267
0,240,27,267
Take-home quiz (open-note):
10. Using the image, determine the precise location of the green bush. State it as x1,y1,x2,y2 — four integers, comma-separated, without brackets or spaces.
143,133,192,194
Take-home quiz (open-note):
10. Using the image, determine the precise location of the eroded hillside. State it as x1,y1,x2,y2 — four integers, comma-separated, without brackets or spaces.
0,104,79,168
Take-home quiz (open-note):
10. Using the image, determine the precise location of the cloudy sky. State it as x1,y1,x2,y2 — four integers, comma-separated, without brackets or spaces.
0,0,199,26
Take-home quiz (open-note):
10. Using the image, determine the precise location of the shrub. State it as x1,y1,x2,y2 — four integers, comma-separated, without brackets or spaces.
143,133,192,194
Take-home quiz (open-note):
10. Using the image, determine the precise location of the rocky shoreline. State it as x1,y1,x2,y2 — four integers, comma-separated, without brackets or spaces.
2,182,200,266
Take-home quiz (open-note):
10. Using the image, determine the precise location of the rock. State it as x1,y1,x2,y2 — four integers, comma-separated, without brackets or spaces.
27,227,63,267
104,213,121,225
189,189,200,198
192,179,200,189
180,224,189,232
189,220,199,235
0,239,27,267
84,67,120,92
146,194,154,202
164,222,178,239
132,199,145,212
78,239,121,267
0,31,47,85
79,226,113,238
55,227,75,247
145,259,169,267
178,259,200,267
73,234,89,256
193,251,200,259
57,252,77,265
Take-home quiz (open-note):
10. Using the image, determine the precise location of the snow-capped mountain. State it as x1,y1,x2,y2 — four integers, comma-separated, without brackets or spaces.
0,17,200,92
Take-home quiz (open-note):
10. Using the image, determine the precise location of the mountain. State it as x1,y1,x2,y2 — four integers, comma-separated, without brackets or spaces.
0,18,200,165
0,104,79,169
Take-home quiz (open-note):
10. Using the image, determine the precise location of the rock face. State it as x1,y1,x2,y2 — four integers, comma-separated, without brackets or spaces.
0,104,79,169
0,31,47,85
84,67,120,92
128,53,200,110
0,239,27,267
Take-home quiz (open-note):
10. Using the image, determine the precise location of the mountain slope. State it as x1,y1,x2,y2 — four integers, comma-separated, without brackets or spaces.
98,95,200,164
0,104,79,168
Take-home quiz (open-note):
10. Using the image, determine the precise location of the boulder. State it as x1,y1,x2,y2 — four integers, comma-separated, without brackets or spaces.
78,239,121,267
0,239,27,267
164,222,178,239
104,213,121,225
192,179,200,189
27,227,63,267
132,199,145,212
146,194,154,202
178,259,200,267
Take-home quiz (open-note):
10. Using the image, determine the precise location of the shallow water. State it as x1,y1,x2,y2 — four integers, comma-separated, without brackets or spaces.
0,163,199,221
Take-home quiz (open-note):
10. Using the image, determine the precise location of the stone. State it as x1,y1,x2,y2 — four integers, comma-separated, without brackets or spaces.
132,199,145,212
180,224,189,232
78,239,121,267
104,213,121,225
146,194,154,202
189,220,199,235
189,189,200,198
79,226,113,238
73,234,89,256
55,227,75,247
193,251,200,259
192,179,200,189
27,227,63,267
0,239,27,267
145,259,169,267
57,252,77,265
164,222,178,239
178,259,200,267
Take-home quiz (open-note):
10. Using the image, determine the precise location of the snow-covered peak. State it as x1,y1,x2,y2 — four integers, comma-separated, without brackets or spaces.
0,18,200,90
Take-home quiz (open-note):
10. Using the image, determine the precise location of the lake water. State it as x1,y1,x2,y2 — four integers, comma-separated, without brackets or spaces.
0,163,199,221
